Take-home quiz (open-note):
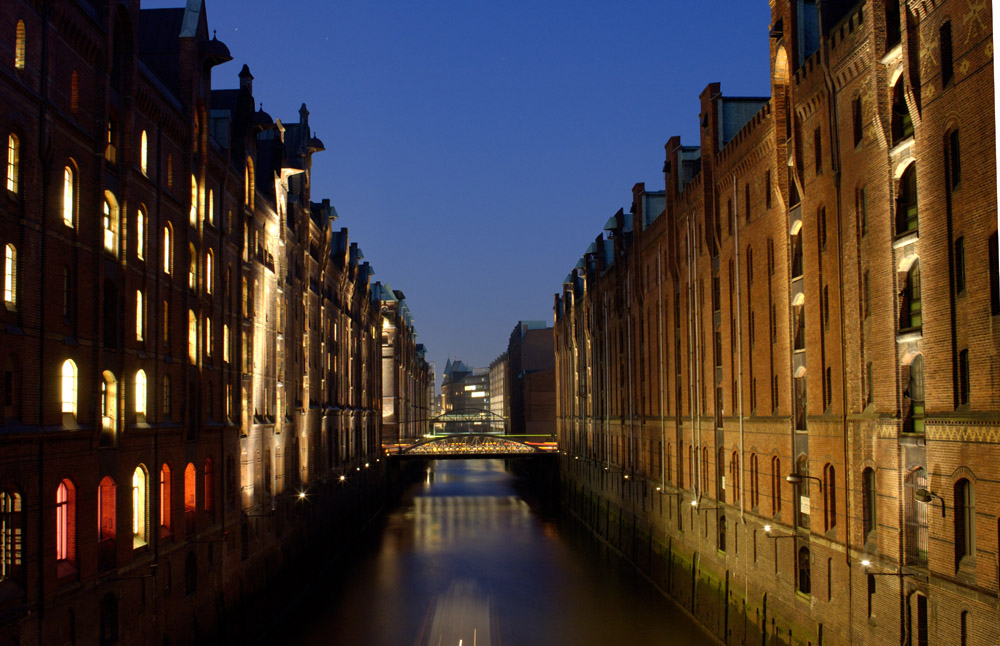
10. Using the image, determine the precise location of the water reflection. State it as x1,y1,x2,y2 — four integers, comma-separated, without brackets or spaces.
280,459,711,646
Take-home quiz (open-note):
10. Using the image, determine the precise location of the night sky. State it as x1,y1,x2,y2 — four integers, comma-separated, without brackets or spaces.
144,0,773,382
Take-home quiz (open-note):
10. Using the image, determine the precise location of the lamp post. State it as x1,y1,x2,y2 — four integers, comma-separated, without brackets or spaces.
785,472,823,492
762,524,796,539
914,488,946,517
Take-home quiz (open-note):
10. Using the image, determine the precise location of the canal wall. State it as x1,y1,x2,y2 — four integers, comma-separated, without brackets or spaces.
560,458,833,646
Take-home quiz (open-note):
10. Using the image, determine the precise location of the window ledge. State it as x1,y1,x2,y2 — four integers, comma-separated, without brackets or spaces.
881,41,903,65
889,136,915,158
895,329,922,343
892,230,919,249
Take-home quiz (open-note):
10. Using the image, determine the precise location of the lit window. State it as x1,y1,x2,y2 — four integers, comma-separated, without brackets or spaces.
205,250,213,294
61,359,78,416
208,189,214,224
14,21,25,70
103,194,118,255
135,290,144,341
100,371,116,436
954,478,974,564
1,490,23,583
62,166,74,227
244,158,254,208
188,310,197,364
163,224,172,275
135,369,147,416
190,175,198,225
159,464,172,534
223,324,230,363
4,244,16,305
6,134,18,193
132,466,147,548
98,476,116,543
188,244,196,289
136,209,145,260
139,130,148,175
203,458,214,517
56,480,75,563
205,317,212,357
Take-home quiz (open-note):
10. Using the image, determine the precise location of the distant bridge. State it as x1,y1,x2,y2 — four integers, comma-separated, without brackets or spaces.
385,432,558,459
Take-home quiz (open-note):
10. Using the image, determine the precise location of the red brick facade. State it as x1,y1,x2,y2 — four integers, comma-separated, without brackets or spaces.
554,1,998,644
0,1,387,643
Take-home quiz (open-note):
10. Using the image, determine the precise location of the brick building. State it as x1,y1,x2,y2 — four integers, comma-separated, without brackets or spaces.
379,285,432,445
554,1,998,644
0,0,397,643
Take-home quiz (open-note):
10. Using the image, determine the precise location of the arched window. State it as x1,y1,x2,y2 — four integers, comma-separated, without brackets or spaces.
188,310,197,364
797,546,811,594
208,189,214,225
0,489,23,584
750,454,759,510
131,466,147,548
771,456,782,515
159,463,172,535
139,130,148,175
730,451,740,504
188,243,197,290
135,290,144,342
56,479,75,565
163,224,172,275
62,166,74,228
14,21,25,70
223,324,230,363
184,463,196,536
904,466,929,566
205,250,214,294
136,208,145,260
103,193,118,255
98,476,116,543
134,369,147,416
244,157,255,209
862,467,877,541
901,260,921,330
203,458,214,518
6,134,18,193
189,174,198,225
891,81,913,146
4,243,16,306
823,463,837,532
718,514,727,552
61,359,78,417
954,478,974,565
205,316,212,358
100,371,116,442
896,163,918,234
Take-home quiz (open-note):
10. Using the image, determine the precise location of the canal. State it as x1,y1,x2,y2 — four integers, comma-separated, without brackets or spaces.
272,459,713,645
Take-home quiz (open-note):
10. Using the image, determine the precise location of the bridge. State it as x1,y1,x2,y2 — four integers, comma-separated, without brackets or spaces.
385,433,558,459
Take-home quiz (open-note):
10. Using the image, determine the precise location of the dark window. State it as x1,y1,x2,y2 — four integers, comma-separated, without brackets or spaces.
862,467,876,540
767,238,775,275
794,376,807,430
791,232,803,278
904,466,929,565
771,456,782,516
184,551,197,595
745,183,751,222
954,479,973,564
901,260,922,330
718,514,727,552
891,82,913,146
797,546,812,594
858,186,868,236
885,1,901,49
824,463,836,532
765,170,772,209
794,305,805,351
865,361,873,407
940,21,953,85
727,199,733,236
818,207,827,250
814,128,822,174
896,164,918,234
954,237,966,294
958,349,970,405
960,611,968,646
852,96,863,147
867,574,876,618
948,129,961,190
99,593,118,646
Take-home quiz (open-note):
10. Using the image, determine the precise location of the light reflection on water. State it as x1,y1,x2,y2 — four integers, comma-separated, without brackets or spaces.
282,459,712,646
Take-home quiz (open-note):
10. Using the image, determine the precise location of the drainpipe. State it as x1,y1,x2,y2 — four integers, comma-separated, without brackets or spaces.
686,216,699,497
658,250,665,492
734,175,745,524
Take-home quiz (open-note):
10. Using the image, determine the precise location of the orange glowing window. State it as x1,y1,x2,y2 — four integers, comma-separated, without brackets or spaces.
184,463,196,512
98,476,116,541
159,464,172,533
56,479,74,562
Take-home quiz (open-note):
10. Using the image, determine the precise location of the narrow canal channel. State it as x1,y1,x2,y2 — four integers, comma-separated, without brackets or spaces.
275,459,713,645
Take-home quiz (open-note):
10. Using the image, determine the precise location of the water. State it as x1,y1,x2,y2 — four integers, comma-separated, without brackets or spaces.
278,459,713,645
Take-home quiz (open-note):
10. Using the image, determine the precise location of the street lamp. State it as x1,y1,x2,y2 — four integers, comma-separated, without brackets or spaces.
763,523,796,539
860,559,912,577
691,498,720,512
914,488,946,517
786,472,823,492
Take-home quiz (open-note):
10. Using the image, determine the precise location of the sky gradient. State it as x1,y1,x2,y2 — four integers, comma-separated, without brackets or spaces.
145,0,773,380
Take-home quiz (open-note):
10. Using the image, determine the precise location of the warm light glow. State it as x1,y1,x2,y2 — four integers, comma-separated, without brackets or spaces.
6,134,17,193
56,481,70,560
136,290,144,341
190,175,198,225
132,466,147,547
339,475,346,482
136,209,145,260
61,359,77,416
140,130,148,175
298,491,306,500
62,166,74,227
163,225,172,274
690,500,698,507
4,244,15,305
14,21,25,70
861,559,871,567
103,196,117,254
764,524,772,532
188,310,197,364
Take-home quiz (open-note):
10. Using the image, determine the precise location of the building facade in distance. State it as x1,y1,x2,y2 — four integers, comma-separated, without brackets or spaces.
440,359,492,433
380,285,432,445
554,1,997,644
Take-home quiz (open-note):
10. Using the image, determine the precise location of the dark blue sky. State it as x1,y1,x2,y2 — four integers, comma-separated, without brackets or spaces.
148,0,772,378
